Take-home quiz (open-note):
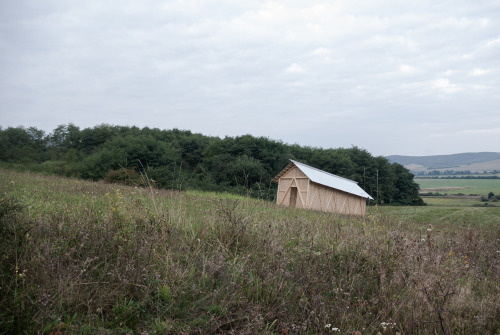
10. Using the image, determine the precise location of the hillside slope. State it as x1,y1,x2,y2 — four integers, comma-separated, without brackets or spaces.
387,152,500,172
1,169,499,334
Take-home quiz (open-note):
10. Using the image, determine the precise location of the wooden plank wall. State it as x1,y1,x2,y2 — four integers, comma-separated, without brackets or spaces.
307,183,366,216
277,166,367,216
276,167,309,208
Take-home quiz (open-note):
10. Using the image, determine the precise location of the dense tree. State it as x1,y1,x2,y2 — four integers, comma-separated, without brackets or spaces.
178,133,211,169
79,124,124,154
391,163,422,205
0,124,423,204
48,124,81,159
80,135,180,180
309,149,356,180
0,126,47,163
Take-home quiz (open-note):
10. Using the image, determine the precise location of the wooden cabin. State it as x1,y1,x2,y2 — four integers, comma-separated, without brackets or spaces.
272,160,373,216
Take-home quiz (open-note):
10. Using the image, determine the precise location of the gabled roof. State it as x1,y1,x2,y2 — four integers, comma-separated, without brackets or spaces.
273,160,373,200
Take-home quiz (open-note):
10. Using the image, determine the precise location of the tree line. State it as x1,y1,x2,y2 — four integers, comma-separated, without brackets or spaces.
0,124,423,205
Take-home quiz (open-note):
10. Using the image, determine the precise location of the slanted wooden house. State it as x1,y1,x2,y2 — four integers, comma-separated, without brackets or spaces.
272,160,373,216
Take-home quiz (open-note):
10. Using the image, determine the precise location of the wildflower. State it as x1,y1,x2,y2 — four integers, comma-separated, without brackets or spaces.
380,322,396,331
325,324,331,328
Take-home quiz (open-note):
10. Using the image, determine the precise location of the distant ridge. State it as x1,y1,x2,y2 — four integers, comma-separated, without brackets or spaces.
387,152,500,172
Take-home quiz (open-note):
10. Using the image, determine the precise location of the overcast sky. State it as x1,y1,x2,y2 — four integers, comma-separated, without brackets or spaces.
1,0,499,156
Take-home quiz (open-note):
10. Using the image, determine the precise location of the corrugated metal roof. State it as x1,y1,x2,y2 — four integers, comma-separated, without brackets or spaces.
286,160,373,200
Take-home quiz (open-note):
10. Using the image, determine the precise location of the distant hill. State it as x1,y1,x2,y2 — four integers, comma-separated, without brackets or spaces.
387,152,500,173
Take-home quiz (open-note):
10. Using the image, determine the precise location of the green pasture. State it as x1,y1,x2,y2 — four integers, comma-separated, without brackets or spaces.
420,197,484,207
416,178,500,196
376,204,500,229
1,169,500,334
415,178,500,207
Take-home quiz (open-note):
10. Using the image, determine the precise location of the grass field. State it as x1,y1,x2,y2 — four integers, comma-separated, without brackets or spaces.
1,169,499,334
378,204,500,228
416,178,500,207
416,178,500,195
419,197,488,207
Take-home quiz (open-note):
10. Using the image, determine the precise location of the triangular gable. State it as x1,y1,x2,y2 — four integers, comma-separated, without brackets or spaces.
273,160,373,200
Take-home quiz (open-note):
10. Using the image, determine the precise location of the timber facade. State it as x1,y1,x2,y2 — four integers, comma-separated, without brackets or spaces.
273,160,373,216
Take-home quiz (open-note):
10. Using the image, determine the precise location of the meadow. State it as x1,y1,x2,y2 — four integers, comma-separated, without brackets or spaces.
416,178,500,207
416,178,500,196
1,169,499,334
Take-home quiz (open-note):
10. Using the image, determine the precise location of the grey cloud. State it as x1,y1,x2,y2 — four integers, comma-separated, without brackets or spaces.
1,0,499,155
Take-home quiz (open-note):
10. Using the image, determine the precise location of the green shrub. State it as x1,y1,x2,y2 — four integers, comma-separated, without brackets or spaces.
104,168,148,186
0,196,23,220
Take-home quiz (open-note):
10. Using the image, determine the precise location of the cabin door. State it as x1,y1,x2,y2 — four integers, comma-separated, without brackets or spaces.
290,187,298,208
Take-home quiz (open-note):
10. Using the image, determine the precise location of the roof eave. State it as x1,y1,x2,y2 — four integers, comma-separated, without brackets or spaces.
273,159,374,200
271,161,296,183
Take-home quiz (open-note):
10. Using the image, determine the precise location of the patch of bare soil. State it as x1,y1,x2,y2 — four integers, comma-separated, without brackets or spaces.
446,195,481,199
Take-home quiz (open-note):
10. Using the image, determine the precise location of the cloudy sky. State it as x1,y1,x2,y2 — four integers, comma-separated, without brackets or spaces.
1,0,499,156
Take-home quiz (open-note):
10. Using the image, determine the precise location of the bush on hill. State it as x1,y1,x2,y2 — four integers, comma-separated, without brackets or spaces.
0,124,423,205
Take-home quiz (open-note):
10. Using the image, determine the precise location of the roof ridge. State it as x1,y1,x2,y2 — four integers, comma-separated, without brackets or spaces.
290,160,359,185
273,159,372,200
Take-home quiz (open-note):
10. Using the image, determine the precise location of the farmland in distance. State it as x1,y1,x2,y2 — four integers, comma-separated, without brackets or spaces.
416,177,500,206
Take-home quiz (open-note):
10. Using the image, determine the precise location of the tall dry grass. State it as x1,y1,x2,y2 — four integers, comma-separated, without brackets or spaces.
0,169,499,334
